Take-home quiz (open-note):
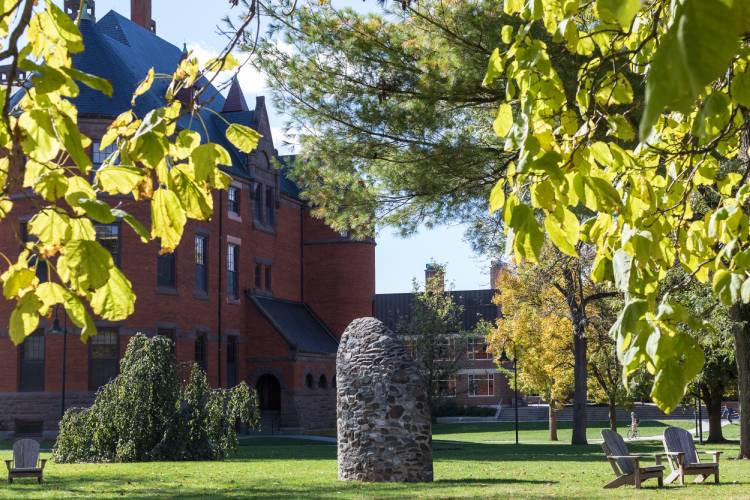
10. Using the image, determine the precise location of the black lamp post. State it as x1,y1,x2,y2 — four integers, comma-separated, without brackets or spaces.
49,307,68,419
499,348,519,445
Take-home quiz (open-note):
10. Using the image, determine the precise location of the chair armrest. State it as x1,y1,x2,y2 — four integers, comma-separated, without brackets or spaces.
39,459,47,470
665,451,685,456
607,455,642,461
631,452,666,457
704,451,722,463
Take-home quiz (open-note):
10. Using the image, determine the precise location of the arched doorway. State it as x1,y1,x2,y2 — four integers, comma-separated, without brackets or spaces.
256,374,281,411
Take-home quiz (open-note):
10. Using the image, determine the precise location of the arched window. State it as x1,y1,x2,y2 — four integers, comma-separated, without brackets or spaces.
305,373,314,389
318,374,327,389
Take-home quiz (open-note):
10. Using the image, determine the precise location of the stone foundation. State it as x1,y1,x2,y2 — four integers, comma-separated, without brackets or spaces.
336,317,433,482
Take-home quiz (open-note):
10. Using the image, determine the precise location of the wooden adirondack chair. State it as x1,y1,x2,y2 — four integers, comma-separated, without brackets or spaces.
601,429,665,489
662,426,721,485
5,438,46,484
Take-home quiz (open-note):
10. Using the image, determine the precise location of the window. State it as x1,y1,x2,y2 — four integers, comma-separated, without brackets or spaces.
195,235,207,293
305,373,314,389
252,183,263,222
195,332,207,371
226,336,237,388
95,223,120,266
467,337,492,360
468,374,495,397
318,374,327,389
228,186,240,215
19,330,44,392
438,377,457,398
254,263,262,288
92,141,118,170
436,336,454,361
227,243,239,299
89,328,119,391
264,265,272,291
157,252,176,288
264,186,275,226
20,222,48,282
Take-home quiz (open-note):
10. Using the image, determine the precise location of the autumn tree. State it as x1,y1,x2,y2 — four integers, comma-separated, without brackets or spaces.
489,264,574,441
486,0,750,457
0,1,261,345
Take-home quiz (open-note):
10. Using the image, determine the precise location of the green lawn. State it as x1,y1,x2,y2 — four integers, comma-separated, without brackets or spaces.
1,420,748,498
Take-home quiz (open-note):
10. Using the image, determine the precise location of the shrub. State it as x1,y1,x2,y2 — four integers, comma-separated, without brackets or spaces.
53,334,260,462
433,399,497,417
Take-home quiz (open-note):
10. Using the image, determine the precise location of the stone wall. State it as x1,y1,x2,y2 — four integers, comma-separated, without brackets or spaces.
337,317,432,482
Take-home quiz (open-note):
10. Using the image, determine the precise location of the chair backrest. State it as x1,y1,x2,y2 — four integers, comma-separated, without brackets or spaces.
601,429,634,475
663,426,698,465
12,438,40,469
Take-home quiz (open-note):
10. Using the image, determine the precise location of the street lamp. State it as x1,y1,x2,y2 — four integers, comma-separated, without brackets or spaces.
49,307,68,419
499,348,519,445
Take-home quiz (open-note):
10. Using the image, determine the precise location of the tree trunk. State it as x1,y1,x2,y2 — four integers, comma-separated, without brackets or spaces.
549,403,558,441
572,315,588,445
608,398,617,432
703,385,725,444
730,302,750,458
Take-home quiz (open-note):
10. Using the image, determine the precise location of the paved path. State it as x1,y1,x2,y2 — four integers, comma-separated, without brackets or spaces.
241,434,336,443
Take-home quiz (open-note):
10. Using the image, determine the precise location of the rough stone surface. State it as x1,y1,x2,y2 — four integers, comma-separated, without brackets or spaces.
336,317,433,482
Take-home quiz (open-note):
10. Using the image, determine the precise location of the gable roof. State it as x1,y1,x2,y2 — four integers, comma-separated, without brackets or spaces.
373,289,499,334
14,9,300,195
249,295,339,355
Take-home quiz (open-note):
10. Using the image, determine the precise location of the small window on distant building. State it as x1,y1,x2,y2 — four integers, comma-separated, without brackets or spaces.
226,336,238,388
195,332,207,371
265,265,272,291
19,330,44,392
305,373,314,389
95,223,120,266
254,263,262,288
228,186,240,215
467,337,491,360
92,141,118,170
318,374,327,389
157,252,176,288
195,235,208,294
264,186,275,226
468,374,494,397
252,183,263,223
89,328,119,391
227,243,239,299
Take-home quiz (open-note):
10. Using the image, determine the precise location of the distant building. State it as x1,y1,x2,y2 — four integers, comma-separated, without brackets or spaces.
374,263,514,408
0,0,375,437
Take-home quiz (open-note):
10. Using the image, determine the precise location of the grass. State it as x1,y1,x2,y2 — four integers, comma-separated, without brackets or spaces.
1,420,748,498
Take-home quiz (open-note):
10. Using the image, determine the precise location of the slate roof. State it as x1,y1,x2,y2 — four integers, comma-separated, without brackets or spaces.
249,294,339,355
374,289,499,334
14,9,299,193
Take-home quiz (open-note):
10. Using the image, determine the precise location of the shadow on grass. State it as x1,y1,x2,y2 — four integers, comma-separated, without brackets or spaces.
3,474,556,499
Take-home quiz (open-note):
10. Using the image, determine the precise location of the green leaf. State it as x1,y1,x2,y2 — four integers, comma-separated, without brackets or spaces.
493,103,513,138
132,67,154,105
226,123,262,153
731,65,750,107
2,266,37,299
612,249,633,292
45,0,83,52
77,198,115,224
170,166,213,220
692,92,731,142
18,110,60,162
191,144,232,182
713,269,744,305
151,189,187,251
96,166,146,195
9,292,41,345
641,0,740,139
544,208,579,257
90,267,135,321
483,48,504,86
58,239,113,291
111,209,150,243
55,113,93,173
61,67,112,96
489,179,505,214
595,0,641,29
28,209,71,251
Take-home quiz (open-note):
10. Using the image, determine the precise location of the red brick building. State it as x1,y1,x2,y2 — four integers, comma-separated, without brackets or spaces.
374,263,514,410
0,1,375,437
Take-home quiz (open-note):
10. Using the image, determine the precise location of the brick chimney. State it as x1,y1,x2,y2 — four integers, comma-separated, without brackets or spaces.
425,263,444,292
131,0,155,32
490,260,505,289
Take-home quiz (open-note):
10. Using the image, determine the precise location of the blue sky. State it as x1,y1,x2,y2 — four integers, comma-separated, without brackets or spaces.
86,0,494,293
